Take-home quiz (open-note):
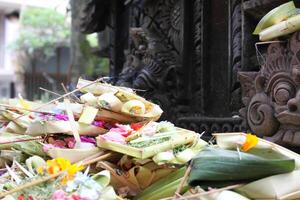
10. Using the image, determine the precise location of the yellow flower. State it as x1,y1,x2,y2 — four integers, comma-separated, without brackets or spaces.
46,157,84,184
46,159,56,167
67,164,84,176
37,166,44,175
55,157,71,171
242,134,258,152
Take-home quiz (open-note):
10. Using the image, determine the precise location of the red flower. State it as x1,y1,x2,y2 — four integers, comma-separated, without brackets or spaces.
72,194,85,200
130,123,143,131
17,195,24,200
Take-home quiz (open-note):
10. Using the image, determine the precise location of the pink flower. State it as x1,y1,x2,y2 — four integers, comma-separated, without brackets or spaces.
53,190,87,200
52,140,67,148
64,137,76,149
53,190,72,200
101,131,126,144
43,144,55,152
115,124,133,132
100,123,134,143
43,138,67,152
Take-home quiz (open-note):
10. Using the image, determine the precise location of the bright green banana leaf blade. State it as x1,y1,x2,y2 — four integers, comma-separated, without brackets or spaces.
134,167,188,200
188,147,295,187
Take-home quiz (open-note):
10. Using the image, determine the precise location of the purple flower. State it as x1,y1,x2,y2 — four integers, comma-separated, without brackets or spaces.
0,169,6,176
80,136,96,144
38,113,51,121
104,122,115,129
55,114,69,121
92,120,116,130
92,121,105,128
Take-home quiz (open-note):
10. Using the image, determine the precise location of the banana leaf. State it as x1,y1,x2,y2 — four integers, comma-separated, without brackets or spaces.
11,141,47,158
0,133,29,149
47,147,101,163
134,167,188,200
188,147,295,187
214,132,300,168
2,110,33,128
77,78,163,121
1,150,26,163
5,122,26,134
78,106,98,124
26,121,107,136
259,14,300,41
183,188,250,200
253,1,297,34
0,133,47,158
213,132,300,199
236,170,300,199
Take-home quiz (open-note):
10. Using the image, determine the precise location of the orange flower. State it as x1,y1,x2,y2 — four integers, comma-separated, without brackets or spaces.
242,134,258,152
61,175,72,185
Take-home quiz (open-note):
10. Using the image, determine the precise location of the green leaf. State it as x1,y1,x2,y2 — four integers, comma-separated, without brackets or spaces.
259,14,300,41
253,1,297,34
214,132,300,168
188,147,295,187
92,170,111,188
12,141,47,158
134,167,188,200
25,156,46,174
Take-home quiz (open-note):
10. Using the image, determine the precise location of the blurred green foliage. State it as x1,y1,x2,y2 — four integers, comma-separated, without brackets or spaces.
10,7,109,76
10,7,70,59
86,33,98,48
84,34,109,76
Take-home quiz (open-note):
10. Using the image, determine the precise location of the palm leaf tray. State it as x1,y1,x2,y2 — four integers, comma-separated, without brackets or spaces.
76,78,163,122
96,128,198,159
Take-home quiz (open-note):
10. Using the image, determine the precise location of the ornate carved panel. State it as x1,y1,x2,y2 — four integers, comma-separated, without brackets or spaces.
240,31,300,147
78,0,247,134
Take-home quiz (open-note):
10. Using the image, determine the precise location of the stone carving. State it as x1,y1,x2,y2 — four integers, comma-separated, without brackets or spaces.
116,28,147,87
118,0,183,120
239,31,300,147
79,0,110,34
132,0,181,91
78,0,244,133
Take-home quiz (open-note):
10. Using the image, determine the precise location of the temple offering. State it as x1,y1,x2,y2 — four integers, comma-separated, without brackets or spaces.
0,78,300,200
97,121,206,160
